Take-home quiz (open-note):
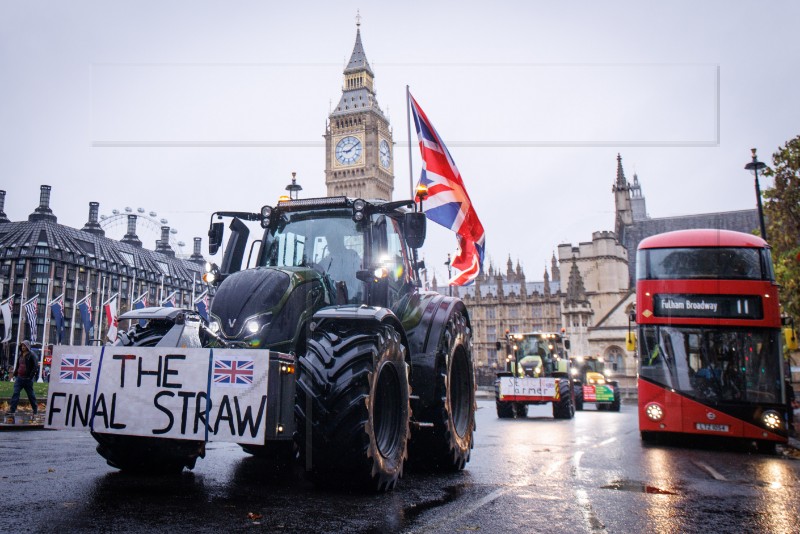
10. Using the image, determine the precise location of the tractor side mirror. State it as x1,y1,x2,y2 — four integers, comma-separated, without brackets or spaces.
220,217,249,275
564,339,571,350
404,212,427,249
208,222,224,255
495,341,502,351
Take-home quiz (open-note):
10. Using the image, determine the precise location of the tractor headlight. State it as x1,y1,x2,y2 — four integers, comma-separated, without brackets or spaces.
246,320,260,335
645,402,664,421
209,321,220,334
353,199,366,222
762,410,782,430
570,367,578,376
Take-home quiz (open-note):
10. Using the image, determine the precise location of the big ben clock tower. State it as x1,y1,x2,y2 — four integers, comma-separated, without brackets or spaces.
325,20,394,200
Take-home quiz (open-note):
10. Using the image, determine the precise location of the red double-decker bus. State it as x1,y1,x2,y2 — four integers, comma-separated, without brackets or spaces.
635,229,789,451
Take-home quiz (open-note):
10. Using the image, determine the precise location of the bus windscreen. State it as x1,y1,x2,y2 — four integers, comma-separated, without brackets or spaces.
638,247,764,280
639,325,782,404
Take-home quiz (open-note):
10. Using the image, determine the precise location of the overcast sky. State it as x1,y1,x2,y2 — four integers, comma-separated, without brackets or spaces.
2,1,798,285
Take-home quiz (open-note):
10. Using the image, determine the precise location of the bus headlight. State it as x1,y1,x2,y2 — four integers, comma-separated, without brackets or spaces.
645,402,664,422
762,410,782,430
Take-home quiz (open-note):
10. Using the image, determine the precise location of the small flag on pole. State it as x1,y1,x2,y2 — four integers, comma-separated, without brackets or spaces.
409,91,485,286
104,293,119,343
162,291,178,308
24,295,39,344
1,295,14,343
194,290,210,322
77,294,94,346
132,292,148,328
49,294,65,344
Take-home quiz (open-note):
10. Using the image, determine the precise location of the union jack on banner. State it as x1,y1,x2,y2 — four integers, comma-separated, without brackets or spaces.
213,358,254,387
409,92,485,286
60,356,93,383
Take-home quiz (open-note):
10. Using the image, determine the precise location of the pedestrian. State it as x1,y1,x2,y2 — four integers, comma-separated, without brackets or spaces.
9,341,38,415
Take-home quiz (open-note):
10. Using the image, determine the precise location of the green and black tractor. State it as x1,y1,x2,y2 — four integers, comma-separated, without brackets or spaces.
93,195,476,492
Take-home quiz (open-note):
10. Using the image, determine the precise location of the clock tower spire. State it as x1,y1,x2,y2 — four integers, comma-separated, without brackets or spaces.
325,18,394,200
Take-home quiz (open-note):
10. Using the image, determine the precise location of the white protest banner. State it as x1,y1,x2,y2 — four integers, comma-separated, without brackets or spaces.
498,377,557,400
45,345,271,445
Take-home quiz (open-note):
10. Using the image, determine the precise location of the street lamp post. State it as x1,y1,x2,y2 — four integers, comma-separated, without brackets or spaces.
744,148,768,241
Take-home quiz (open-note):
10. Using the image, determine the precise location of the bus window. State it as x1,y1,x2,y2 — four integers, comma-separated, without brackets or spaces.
643,247,763,280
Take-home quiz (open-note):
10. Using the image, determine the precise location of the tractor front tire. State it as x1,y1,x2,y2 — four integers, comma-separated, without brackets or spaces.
408,311,476,472
552,379,575,419
295,323,410,492
496,400,514,419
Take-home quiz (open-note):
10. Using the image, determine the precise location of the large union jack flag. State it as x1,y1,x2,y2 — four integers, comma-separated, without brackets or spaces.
409,92,485,286
60,356,93,383
213,358,254,387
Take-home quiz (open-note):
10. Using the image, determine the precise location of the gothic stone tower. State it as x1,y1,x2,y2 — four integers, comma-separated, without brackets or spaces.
325,22,394,200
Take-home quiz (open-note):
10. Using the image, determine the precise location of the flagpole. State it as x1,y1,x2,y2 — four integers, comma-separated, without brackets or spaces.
69,269,79,346
129,269,136,311
94,275,106,346
39,277,54,382
12,279,28,371
191,272,196,306
406,85,415,201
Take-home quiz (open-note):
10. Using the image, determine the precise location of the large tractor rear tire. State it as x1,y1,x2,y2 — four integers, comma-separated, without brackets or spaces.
92,433,205,474
552,379,575,419
295,323,410,492
408,311,476,472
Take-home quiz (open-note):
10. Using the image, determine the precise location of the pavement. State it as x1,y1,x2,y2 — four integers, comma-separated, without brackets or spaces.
0,397,47,430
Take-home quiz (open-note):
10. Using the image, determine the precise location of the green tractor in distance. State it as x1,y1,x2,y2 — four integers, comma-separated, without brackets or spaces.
571,356,621,412
494,332,575,419
93,195,477,492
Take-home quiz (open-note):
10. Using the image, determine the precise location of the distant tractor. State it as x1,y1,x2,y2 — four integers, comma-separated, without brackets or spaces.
494,332,575,419
571,356,621,412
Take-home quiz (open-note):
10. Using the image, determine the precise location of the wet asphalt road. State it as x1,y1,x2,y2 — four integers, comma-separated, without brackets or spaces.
2,400,799,533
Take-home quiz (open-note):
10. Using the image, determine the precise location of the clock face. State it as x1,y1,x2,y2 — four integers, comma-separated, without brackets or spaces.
379,139,391,168
335,136,362,165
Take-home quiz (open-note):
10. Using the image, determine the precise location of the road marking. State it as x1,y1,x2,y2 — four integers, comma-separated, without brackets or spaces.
576,488,608,533
693,460,727,481
597,437,616,447
545,458,567,476
573,450,585,471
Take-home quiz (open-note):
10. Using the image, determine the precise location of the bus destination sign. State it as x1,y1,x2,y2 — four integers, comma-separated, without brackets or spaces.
653,294,763,320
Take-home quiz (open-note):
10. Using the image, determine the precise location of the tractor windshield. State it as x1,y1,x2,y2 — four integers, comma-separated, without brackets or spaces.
260,208,365,302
